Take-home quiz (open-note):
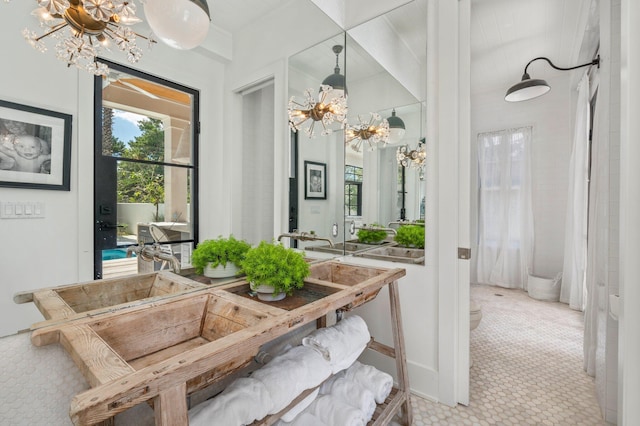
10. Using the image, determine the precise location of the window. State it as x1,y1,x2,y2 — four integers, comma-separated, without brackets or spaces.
345,165,363,216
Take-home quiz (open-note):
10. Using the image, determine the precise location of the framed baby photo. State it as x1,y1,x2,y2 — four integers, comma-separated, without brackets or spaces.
304,160,327,200
0,100,72,190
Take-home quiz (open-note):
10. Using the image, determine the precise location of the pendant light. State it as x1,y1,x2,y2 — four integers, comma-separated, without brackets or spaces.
144,0,211,50
321,45,347,101
386,109,406,145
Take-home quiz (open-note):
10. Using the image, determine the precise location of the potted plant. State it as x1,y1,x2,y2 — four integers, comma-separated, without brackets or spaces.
356,223,388,244
394,225,425,249
241,240,310,301
191,235,251,278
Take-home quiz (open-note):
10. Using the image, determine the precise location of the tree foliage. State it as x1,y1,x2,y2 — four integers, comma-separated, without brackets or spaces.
115,118,166,220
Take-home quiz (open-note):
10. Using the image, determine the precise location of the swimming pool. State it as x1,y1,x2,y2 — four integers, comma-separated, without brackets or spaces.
102,248,135,261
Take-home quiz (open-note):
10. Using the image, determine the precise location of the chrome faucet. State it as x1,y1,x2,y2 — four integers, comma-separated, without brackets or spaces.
355,224,398,236
388,220,425,227
277,230,335,248
126,225,182,274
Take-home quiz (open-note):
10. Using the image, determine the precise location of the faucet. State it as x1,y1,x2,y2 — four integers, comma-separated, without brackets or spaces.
277,230,335,248
355,224,398,236
126,235,182,274
388,220,425,227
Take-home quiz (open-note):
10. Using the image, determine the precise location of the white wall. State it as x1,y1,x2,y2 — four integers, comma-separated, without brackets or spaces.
0,1,226,337
470,74,574,281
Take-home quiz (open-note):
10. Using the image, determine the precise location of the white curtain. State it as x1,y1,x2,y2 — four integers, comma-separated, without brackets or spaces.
476,127,534,289
560,73,591,310
584,83,605,376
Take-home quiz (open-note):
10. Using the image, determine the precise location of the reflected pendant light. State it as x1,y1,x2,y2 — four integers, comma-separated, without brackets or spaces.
144,0,211,50
321,45,347,100
505,56,600,102
386,109,406,145
346,113,390,152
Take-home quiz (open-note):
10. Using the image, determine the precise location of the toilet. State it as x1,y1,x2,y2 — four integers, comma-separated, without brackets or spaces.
469,300,483,368
470,300,483,331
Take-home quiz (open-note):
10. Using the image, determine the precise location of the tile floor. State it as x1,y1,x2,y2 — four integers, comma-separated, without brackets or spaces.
401,284,608,426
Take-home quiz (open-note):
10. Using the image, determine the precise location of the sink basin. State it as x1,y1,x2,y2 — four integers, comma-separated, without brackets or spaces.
305,240,395,255
354,246,425,264
19,271,206,321
308,261,390,286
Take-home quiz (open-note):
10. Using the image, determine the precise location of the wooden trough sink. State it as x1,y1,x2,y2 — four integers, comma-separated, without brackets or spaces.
25,260,407,425
353,246,425,264
14,271,206,323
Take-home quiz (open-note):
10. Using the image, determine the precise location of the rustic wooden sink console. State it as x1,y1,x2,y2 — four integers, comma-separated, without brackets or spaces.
21,260,412,425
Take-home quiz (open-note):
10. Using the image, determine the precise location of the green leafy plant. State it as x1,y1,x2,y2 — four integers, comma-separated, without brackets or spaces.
394,225,425,249
241,240,310,295
191,235,252,274
356,223,388,244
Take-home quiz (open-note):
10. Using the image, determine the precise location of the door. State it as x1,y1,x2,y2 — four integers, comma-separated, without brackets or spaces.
93,59,199,279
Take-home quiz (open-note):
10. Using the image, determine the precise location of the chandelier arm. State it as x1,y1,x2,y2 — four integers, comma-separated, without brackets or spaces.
523,56,600,75
34,22,69,42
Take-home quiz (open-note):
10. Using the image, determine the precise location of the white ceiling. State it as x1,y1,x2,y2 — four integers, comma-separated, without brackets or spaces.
205,0,599,97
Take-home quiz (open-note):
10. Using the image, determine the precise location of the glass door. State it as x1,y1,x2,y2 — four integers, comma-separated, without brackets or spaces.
94,59,199,279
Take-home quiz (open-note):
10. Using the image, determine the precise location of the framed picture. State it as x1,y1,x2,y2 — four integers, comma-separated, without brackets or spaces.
304,160,327,200
0,100,72,190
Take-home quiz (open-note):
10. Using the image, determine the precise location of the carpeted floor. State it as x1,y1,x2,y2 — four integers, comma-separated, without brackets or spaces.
402,284,607,425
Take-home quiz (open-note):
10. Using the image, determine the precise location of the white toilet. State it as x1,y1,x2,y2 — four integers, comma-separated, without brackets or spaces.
469,300,483,368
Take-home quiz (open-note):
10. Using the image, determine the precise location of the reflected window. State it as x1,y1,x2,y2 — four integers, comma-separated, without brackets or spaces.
345,165,363,216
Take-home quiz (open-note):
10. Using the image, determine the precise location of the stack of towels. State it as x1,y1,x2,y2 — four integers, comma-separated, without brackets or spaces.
301,315,371,373
188,315,393,426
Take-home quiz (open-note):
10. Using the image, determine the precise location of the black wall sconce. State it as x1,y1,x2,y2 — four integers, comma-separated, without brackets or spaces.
505,55,600,102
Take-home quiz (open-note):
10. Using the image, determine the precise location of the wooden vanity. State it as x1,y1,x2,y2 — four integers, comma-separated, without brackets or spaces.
19,260,412,426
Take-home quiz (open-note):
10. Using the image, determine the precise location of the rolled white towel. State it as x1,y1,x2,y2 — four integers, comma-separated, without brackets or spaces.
320,376,376,422
280,388,319,422
306,394,366,426
252,345,331,413
302,315,370,369
188,377,274,426
343,361,393,404
329,344,366,374
275,411,326,426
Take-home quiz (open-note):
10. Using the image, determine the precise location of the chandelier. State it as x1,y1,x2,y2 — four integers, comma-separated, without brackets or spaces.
12,0,155,76
288,85,348,138
345,113,389,152
397,141,426,169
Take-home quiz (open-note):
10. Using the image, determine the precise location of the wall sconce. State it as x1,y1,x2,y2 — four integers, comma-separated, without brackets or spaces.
11,0,155,76
345,113,389,152
386,109,406,145
143,0,211,50
397,140,426,169
505,55,600,102
288,85,348,137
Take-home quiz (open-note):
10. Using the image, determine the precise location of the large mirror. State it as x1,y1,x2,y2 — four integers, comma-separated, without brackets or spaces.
287,0,427,264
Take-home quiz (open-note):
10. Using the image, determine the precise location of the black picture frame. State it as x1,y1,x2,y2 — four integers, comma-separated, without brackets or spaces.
304,160,327,200
0,100,72,190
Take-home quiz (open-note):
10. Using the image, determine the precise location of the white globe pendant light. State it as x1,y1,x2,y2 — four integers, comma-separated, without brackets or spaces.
144,0,211,50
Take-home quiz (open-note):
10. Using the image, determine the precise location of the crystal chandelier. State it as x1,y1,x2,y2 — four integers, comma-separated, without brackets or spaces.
345,113,390,152
11,0,155,75
288,85,348,138
397,140,426,169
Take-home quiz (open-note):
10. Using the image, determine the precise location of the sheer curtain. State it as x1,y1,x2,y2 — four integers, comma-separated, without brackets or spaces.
476,127,534,289
561,73,591,310
584,84,605,376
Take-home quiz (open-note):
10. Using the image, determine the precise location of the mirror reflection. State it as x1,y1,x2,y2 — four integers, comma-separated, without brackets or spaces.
287,0,427,264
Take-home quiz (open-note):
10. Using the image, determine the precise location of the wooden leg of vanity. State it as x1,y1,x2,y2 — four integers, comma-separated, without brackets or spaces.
154,382,188,426
389,280,412,425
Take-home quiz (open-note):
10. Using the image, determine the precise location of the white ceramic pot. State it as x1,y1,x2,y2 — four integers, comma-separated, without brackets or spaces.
250,282,286,301
204,262,240,278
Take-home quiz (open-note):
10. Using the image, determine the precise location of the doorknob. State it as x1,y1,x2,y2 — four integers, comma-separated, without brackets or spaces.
96,220,123,231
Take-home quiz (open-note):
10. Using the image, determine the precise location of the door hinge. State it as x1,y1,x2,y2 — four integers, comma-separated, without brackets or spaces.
458,247,471,260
